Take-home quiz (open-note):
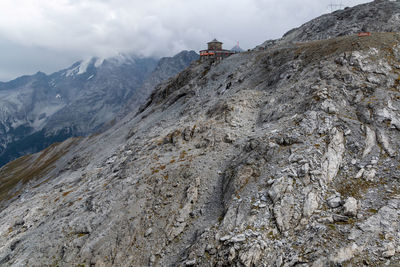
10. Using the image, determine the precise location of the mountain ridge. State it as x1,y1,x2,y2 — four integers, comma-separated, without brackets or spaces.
258,0,400,49
0,50,198,166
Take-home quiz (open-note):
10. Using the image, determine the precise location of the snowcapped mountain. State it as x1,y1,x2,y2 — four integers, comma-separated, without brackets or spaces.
0,51,199,166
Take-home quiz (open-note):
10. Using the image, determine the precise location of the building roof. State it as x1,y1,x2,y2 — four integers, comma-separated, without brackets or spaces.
208,38,222,44
200,49,233,53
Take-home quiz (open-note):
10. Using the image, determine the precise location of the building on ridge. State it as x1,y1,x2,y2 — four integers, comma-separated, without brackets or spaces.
200,39,235,62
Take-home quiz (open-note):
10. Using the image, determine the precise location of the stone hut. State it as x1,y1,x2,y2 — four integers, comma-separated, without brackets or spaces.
207,39,223,50
200,38,234,61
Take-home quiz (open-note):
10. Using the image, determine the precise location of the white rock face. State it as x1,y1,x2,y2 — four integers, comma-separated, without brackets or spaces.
377,128,396,157
363,167,377,181
329,244,361,264
273,194,295,232
343,197,358,217
321,128,345,184
382,242,396,258
303,192,319,217
362,125,376,158
375,108,400,130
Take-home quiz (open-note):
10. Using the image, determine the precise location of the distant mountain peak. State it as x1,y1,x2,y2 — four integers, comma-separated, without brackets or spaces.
0,50,198,166
34,71,47,77
64,58,102,77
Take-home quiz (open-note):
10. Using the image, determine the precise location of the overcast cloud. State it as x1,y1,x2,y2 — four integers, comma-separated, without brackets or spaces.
0,0,370,81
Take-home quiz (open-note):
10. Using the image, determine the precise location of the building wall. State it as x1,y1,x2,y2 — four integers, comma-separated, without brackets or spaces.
208,42,222,51
200,50,234,62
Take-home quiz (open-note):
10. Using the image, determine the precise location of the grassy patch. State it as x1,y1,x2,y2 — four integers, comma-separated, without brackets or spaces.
77,233,88,238
179,150,187,160
0,138,79,204
151,168,159,174
368,208,378,214
336,177,373,199
62,190,73,197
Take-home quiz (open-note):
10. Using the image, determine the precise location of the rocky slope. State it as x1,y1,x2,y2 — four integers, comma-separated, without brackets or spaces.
0,51,198,166
1,1,400,266
259,0,400,49
118,51,201,119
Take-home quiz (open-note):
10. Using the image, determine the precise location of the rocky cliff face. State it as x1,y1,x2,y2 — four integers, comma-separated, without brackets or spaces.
1,1,400,266
118,51,201,119
0,51,198,166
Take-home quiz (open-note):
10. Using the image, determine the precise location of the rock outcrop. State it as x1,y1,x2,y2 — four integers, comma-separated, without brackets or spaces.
259,0,400,49
1,1,400,266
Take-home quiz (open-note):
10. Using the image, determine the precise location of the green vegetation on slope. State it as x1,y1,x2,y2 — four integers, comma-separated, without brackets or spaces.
0,138,79,205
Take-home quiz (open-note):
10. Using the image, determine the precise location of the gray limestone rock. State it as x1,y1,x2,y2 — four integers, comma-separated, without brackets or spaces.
1,1,400,266
382,242,396,258
327,195,342,208
303,191,319,217
343,197,358,217
321,128,345,184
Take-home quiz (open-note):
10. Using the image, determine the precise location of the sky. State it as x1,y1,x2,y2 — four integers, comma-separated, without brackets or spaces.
0,0,371,82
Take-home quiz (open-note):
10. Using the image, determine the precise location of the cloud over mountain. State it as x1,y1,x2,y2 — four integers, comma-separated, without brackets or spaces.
0,0,369,81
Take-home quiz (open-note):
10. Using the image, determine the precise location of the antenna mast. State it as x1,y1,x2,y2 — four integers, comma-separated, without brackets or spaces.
328,1,344,12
